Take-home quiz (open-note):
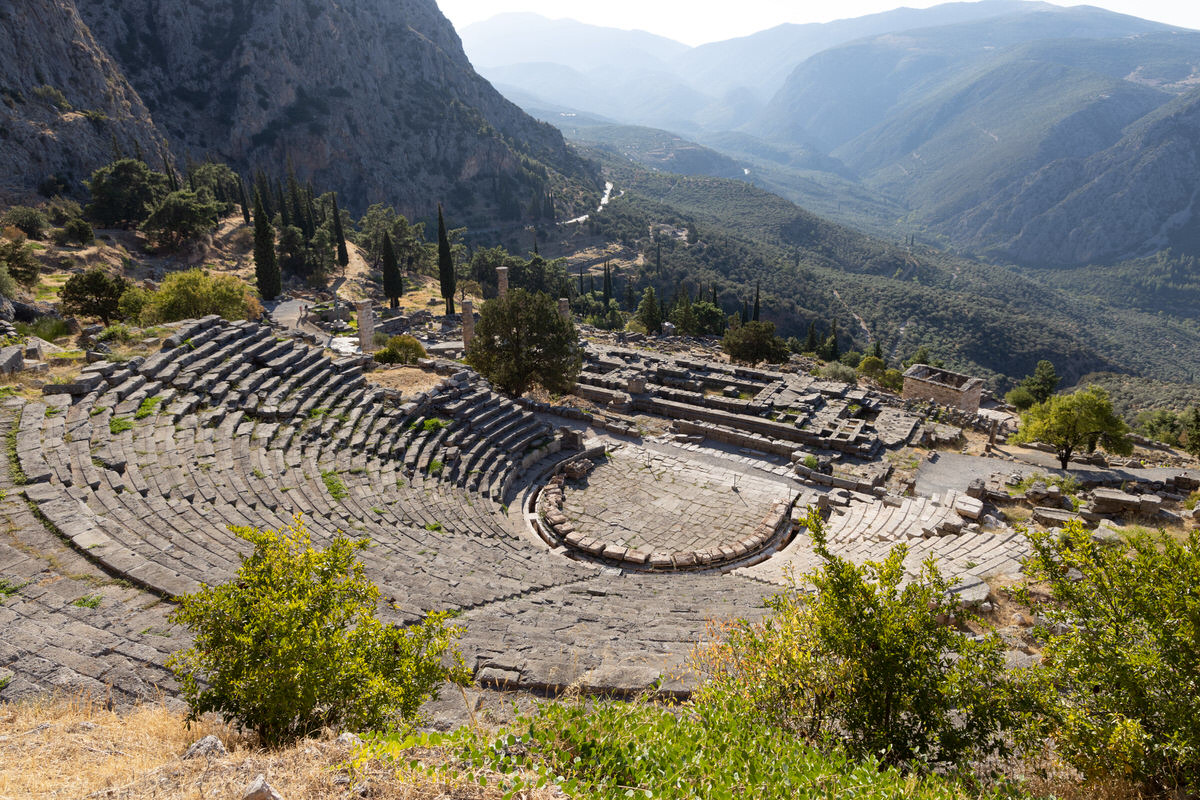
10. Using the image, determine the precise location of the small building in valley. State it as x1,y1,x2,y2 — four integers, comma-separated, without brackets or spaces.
902,364,983,413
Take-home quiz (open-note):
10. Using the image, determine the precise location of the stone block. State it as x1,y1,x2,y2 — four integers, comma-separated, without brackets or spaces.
0,345,24,375
953,495,984,520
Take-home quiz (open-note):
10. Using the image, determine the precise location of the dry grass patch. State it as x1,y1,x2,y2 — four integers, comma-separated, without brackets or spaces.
365,366,445,397
0,694,554,800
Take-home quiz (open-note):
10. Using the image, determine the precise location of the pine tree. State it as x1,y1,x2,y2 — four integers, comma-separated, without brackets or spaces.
382,232,402,310
332,194,349,270
238,178,251,227
437,204,455,316
752,282,760,322
252,191,281,301
635,287,662,334
805,321,818,352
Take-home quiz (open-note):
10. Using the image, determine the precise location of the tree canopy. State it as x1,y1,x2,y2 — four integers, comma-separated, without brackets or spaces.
465,288,581,396
141,190,221,250
85,159,169,228
722,320,790,366
59,268,129,325
1012,385,1132,470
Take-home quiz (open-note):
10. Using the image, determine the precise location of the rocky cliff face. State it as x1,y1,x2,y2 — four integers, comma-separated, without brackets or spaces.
72,0,598,222
0,0,165,202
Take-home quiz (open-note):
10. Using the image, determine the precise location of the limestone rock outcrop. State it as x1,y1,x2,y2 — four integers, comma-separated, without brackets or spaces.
0,0,166,202
73,0,599,220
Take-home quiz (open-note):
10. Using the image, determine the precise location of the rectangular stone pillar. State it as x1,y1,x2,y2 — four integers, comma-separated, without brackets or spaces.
461,299,474,348
357,300,375,353
496,266,509,299
559,297,570,320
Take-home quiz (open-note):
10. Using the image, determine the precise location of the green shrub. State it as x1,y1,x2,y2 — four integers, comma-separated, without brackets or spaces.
0,235,41,289
60,268,128,325
818,361,858,385
879,368,905,393
857,355,886,380
377,699,1029,800
1020,521,1200,795
117,285,150,322
167,516,467,746
693,507,1032,771
134,395,163,419
374,334,426,365
2,206,48,239
31,84,70,111
16,316,70,342
802,454,819,470
1005,386,1036,411
109,416,133,434
321,469,348,501
44,196,82,225
141,268,261,323
97,323,134,343
53,217,94,246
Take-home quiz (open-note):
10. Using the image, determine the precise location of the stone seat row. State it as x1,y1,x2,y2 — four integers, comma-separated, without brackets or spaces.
19,319,592,618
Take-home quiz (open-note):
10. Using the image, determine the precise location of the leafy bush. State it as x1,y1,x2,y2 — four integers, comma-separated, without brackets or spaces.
84,159,170,229
117,285,150,322
1005,386,1036,410
374,334,426,365
857,354,886,380
693,508,1032,771
167,516,467,747
387,697,1032,800
60,268,128,325
52,217,95,246
819,362,858,385
879,367,905,392
97,323,133,343
140,268,261,323
44,196,82,225
721,320,789,365
141,189,221,250
1020,521,1200,795
16,316,70,342
0,234,41,289
1,206,48,239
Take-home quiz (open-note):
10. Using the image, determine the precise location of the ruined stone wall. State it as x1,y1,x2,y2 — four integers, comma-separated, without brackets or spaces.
901,368,983,413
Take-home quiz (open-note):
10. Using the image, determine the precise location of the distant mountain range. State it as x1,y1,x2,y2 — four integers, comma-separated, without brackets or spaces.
462,2,1200,267
1,0,600,225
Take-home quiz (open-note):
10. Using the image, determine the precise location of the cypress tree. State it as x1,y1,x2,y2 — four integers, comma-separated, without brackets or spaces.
333,194,349,269
826,320,840,361
579,265,584,295
871,340,884,360
655,242,662,275
602,262,612,306
437,204,455,316
252,191,281,301
711,285,718,305
589,274,595,294
805,321,818,352
752,282,760,322
238,178,251,227
382,231,402,310
741,300,749,325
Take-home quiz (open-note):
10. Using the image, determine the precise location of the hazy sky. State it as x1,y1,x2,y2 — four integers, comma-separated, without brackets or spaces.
438,0,1200,46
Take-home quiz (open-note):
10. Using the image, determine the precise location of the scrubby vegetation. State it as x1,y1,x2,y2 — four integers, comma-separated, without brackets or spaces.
167,516,467,747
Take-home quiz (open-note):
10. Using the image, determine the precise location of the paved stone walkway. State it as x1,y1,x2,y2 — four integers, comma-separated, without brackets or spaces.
562,446,788,554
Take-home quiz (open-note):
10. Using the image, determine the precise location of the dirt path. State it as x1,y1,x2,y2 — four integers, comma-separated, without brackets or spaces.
832,288,873,344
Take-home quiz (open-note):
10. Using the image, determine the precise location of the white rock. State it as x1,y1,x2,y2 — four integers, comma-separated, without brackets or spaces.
183,734,227,759
243,774,284,800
